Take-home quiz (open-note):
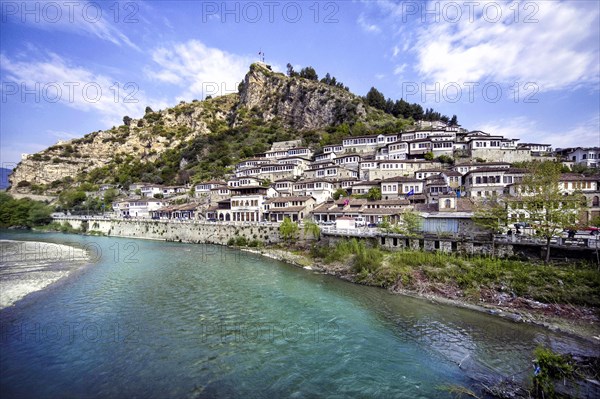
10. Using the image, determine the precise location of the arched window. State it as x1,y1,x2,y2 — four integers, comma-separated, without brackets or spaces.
444,199,452,208
593,196,599,207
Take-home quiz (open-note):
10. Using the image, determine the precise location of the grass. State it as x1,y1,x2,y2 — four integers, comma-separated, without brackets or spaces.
310,240,600,308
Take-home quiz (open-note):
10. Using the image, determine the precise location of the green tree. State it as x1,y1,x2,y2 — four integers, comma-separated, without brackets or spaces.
279,217,299,242
436,155,454,165
332,188,348,200
365,87,386,110
286,63,297,77
58,189,87,209
473,197,509,234
299,66,318,81
475,161,585,263
366,187,382,201
400,210,422,236
103,188,118,206
424,152,434,161
303,219,321,240
0,193,53,228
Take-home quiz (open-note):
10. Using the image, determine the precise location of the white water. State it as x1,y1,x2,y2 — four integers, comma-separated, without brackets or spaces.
0,240,89,308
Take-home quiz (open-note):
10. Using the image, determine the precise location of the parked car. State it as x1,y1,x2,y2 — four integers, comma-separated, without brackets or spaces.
367,223,378,228
584,226,599,235
513,222,530,229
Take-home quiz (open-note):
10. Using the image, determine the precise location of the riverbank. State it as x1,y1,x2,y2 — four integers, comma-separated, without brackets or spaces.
241,244,600,344
0,240,90,309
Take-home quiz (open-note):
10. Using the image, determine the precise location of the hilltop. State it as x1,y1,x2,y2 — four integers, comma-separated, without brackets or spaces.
9,63,419,195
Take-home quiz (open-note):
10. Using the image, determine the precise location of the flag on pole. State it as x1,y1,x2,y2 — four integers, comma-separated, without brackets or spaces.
405,188,415,198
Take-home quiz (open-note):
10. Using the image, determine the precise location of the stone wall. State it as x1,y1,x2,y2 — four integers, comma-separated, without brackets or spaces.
323,233,515,257
470,148,532,163
60,219,287,246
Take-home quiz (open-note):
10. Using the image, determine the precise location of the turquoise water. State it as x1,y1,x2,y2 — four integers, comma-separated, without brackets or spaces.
0,231,597,398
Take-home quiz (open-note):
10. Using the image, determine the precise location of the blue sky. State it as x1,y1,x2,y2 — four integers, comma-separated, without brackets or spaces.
1,0,599,168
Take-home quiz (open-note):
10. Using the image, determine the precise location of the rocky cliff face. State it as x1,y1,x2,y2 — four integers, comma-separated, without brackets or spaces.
235,63,367,130
9,63,377,193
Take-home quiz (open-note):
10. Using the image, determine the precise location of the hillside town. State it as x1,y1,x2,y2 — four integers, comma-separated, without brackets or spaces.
91,121,600,236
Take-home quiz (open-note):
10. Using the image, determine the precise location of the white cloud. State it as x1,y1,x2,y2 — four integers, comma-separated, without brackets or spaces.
145,40,255,100
1,0,139,50
477,115,600,149
392,46,400,57
411,1,599,92
0,52,163,125
393,63,407,76
357,14,381,33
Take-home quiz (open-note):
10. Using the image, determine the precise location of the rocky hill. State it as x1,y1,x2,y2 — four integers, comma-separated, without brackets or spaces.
8,63,406,194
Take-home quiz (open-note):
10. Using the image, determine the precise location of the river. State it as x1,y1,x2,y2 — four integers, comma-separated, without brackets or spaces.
0,231,597,398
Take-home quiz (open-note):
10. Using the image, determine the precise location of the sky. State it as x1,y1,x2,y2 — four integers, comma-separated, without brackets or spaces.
1,0,599,169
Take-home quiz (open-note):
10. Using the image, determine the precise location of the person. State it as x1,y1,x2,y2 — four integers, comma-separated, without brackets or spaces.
568,229,576,239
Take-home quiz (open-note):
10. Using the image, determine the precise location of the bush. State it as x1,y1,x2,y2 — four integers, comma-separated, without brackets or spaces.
235,236,248,246
533,346,575,397
248,239,262,248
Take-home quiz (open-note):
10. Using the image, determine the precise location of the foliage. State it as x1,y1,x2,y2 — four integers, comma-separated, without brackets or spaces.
475,161,585,262
424,151,434,161
279,217,299,241
303,219,321,240
400,210,422,236
532,346,576,398
436,155,454,165
349,248,600,306
0,192,53,227
366,187,382,201
103,189,118,205
365,87,386,110
473,197,510,234
299,66,318,81
227,236,248,247
58,189,87,209
332,188,348,200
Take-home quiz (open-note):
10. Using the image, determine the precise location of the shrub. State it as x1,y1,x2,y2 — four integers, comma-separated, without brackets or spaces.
234,236,248,246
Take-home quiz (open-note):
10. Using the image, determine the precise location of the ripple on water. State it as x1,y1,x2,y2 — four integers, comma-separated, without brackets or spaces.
0,233,597,399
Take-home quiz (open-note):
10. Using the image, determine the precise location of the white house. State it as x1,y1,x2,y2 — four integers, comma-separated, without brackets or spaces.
292,179,335,204
127,198,166,218
140,184,163,197
557,147,600,168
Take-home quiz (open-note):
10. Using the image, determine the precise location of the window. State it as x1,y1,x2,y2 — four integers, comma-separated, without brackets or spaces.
593,196,599,207
444,199,452,208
